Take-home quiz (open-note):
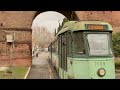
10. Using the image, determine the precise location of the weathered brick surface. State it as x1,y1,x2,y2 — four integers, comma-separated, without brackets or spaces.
0,11,33,67
0,59,32,67
76,11,120,33
1,11,119,32
0,42,32,66
0,11,36,28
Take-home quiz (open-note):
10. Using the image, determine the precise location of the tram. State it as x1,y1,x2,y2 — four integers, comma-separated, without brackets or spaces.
48,20,115,79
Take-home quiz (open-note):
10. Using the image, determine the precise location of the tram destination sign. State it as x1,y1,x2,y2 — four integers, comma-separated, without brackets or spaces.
85,24,107,30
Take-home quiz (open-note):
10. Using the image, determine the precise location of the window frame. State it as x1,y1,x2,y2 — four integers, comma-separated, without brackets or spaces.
84,31,114,57
72,31,87,58
66,31,73,57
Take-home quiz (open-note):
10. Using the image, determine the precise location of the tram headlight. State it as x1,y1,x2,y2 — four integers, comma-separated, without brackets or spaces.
97,68,106,77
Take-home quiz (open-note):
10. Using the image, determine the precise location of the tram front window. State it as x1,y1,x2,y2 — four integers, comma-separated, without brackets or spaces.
73,31,86,55
87,34,111,56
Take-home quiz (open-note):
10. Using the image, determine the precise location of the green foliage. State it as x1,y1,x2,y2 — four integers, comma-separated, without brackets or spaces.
57,23,62,32
57,17,69,33
61,17,69,27
112,32,120,57
54,29,56,36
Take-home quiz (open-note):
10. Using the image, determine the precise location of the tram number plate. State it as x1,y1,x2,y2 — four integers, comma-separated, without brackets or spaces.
95,62,105,66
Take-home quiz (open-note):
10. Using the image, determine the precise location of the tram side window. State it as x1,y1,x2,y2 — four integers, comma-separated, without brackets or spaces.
48,45,50,51
52,40,58,54
67,32,73,56
73,31,86,55
52,42,55,52
54,40,58,54
48,44,52,52
56,40,58,54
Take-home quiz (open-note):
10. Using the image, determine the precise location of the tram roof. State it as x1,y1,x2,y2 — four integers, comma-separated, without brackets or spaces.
50,20,113,43
56,20,113,36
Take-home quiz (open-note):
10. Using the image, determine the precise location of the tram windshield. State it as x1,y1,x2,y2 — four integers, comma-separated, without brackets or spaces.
87,33,112,56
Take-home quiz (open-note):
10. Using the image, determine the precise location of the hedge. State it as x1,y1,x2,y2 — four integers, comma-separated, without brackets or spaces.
112,32,120,57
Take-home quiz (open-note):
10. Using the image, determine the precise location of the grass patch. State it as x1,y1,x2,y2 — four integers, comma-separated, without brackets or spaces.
0,67,29,79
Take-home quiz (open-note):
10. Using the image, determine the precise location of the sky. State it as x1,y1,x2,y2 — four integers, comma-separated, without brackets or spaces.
32,11,66,33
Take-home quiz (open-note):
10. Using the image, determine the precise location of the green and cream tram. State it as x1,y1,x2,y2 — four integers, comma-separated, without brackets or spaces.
48,20,115,79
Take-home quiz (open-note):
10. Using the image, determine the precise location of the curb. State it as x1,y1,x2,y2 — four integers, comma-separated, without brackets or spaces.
24,67,31,79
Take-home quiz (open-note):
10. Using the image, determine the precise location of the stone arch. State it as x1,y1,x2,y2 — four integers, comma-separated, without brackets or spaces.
32,11,75,21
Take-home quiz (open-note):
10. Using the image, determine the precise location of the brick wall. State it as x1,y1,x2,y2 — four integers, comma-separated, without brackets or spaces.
0,11,34,67
76,11,120,33
0,11,36,28
0,29,32,67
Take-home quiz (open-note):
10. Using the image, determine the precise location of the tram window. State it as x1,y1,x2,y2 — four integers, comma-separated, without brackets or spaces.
48,46,49,51
48,44,52,52
73,31,85,55
51,40,58,54
67,32,73,56
55,40,58,54
87,34,110,56
52,42,55,52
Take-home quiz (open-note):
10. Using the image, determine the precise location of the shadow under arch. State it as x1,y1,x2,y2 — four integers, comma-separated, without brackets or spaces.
32,11,74,21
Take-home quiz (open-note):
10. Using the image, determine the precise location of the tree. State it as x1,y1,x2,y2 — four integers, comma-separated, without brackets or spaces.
57,17,69,33
32,26,54,48
54,29,56,37
61,17,69,27
57,22,62,32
